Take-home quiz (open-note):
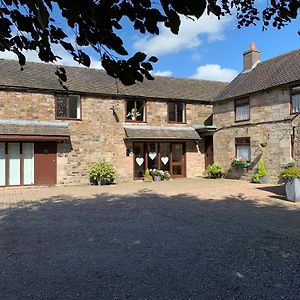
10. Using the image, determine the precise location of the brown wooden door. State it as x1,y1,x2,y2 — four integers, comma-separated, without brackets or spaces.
171,143,185,178
204,136,214,169
34,142,57,185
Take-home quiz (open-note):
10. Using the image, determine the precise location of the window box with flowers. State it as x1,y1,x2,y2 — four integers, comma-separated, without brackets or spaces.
231,157,250,168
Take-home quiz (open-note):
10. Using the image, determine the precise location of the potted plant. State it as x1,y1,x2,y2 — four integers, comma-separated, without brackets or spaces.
162,171,171,180
231,157,249,168
257,159,268,183
279,167,300,202
127,108,141,120
89,159,116,185
207,163,225,179
144,168,153,182
150,168,164,181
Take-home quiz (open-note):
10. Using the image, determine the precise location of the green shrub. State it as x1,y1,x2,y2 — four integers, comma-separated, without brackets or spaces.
89,159,116,185
207,163,225,179
257,159,267,177
251,173,260,183
279,167,300,183
285,161,296,168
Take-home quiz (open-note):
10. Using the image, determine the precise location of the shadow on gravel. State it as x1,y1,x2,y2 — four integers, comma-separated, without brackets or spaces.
0,191,299,299
256,185,288,202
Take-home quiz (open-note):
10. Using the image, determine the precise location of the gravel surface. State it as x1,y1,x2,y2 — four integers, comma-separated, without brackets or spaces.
0,180,299,299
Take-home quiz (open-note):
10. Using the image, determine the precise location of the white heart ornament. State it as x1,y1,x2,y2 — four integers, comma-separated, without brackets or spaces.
136,157,144,166
161,156,169,165
149,152,157,160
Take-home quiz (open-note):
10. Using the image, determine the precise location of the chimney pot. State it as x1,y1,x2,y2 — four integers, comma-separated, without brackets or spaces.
243,43,260,71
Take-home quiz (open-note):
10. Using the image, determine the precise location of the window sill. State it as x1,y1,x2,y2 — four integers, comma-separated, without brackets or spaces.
167,121,187,124
235,119,250,123
125,120,147,123
56,117,82,121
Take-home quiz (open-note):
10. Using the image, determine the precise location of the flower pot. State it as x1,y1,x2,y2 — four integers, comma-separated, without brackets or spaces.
285,178,300,202
259,176,268,184
97,178,109,185
153,175,161,182
232,162,249,168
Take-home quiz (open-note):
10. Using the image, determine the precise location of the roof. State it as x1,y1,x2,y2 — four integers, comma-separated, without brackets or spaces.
215,48,300,102
0,120,70,139
124,125,200,140
0,59,227,102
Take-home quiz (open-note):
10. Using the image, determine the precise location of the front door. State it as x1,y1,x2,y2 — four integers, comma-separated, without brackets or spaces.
204,136,214,169
133,142,185,179
35,142,57,185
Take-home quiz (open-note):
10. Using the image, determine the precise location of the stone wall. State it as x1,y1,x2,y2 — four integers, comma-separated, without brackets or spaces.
213,87,296,181
0,90,212,184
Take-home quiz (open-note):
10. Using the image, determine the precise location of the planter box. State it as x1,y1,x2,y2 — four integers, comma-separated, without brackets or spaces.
259,176,268,184
285,178,300,202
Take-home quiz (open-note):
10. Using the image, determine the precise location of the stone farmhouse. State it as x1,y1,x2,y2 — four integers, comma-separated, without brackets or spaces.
0,59,227,186
213,44,300,181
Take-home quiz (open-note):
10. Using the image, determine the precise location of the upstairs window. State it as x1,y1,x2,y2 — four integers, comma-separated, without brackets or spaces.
235,137,251,162
126,100,146,122
235,98,250,122
291,86,300,114
168,101,186,123
56,94,81,120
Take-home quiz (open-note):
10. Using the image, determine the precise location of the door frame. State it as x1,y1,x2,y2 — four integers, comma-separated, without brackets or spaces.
132,141,186,179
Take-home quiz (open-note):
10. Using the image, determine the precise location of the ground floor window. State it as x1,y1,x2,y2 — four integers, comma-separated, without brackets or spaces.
133,142,186,179
235,137,251,162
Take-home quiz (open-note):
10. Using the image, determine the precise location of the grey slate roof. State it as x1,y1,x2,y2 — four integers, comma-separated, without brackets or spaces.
0,120,69,137
0,59,227,102
124,125,200,140
215,49,300,102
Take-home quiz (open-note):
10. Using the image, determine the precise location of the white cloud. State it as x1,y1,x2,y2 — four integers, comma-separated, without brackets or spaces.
133,13,232,56
191,64,238,82
152,70,173,77
0,44,103,69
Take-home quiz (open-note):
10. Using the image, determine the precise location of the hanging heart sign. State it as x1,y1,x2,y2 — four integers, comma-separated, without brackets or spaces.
136,157,144,166
149,152,157,160
161,156,169,165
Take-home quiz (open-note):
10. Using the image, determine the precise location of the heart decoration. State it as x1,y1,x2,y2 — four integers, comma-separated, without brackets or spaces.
161,156,169,165
136,157,144,166
149,152,157,160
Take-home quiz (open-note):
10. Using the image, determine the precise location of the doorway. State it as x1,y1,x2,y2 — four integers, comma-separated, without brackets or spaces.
204,135,214,169
133,142,186,179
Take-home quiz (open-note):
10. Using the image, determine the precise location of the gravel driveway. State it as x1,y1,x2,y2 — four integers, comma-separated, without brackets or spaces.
0,179,299,299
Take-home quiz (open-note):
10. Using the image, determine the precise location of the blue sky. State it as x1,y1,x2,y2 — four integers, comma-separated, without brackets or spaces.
1,7,299,82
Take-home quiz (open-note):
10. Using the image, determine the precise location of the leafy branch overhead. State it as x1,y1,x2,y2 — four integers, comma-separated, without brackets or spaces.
0,0,299,86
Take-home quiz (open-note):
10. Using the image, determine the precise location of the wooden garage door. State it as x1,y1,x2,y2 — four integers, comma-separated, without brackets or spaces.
34,142,57,185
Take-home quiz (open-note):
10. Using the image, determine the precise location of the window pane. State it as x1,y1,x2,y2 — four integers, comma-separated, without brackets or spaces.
237,145,251,161
136,101,145,121
56,96,67,117
0,143,5,186
23,143,34,185
292,94,300,113
160,143,170,172
69,96,80,119
126,101,136,120
176,103,185,122
147,143,158,170
133,143,145,178
236,104,249,121
168,103,176,122
8,143,20,186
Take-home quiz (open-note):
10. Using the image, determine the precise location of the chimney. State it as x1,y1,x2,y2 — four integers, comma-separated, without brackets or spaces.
243,42,260,71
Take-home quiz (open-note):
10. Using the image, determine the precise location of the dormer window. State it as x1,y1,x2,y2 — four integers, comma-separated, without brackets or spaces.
235,98,250,122
56,94,81,120
126,100,146,122
291,86,300,114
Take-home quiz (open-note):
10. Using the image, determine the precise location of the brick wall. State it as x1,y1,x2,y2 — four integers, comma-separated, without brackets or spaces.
0,90,212,184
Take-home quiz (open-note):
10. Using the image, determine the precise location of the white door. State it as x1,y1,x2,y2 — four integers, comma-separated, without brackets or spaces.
23,143,34,185
0,143,5,186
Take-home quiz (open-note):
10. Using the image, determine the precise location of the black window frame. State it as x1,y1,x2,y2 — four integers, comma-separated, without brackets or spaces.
125,99,146,122
55,94,82,120
167,101,186,123
235,98,250,122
